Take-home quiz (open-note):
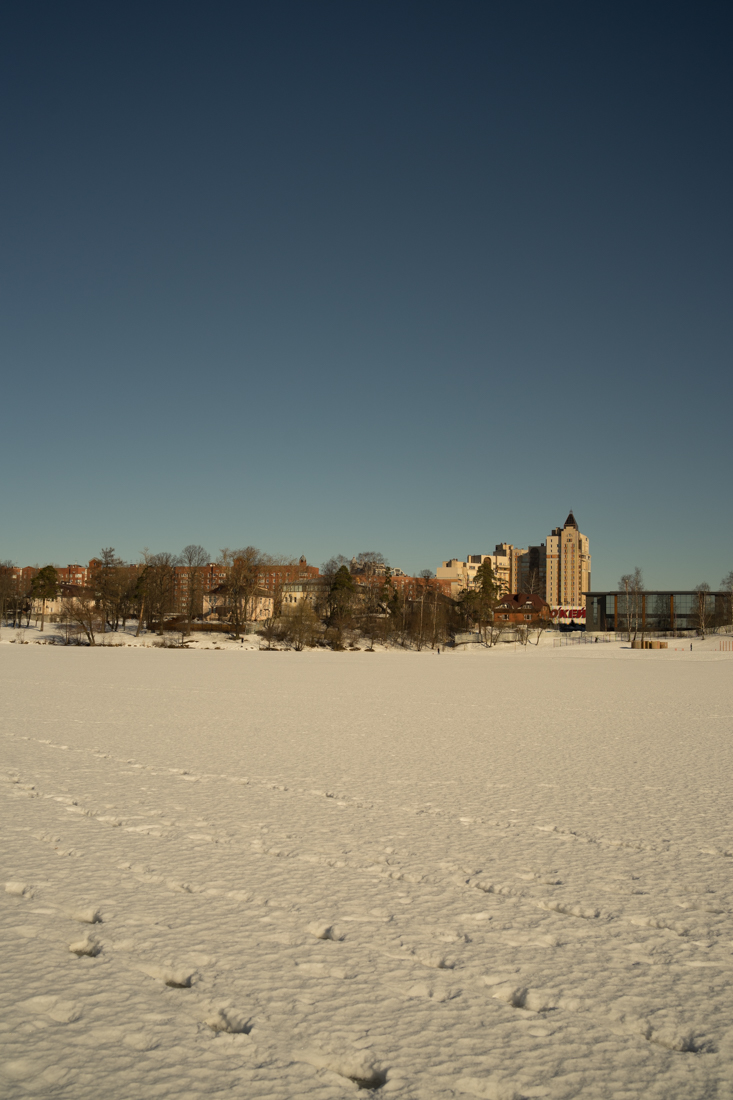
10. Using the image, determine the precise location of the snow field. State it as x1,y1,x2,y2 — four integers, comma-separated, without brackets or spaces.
1,644,732,1099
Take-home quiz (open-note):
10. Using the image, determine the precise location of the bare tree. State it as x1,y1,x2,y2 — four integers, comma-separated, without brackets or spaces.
523,568,543,596
218,547,263,639
60,589,100,645
486,616,511,647
90,548,129,633
0,561,15,636
259,618,284,650
257,554,297,620
285,599,319,651
140,552,180,635
413,570,436,651
180,544,209,635
118,565,143,632
693,582,712,638
721,570,733,629
528,613,552,646
353,551,388,576
618,567,644,640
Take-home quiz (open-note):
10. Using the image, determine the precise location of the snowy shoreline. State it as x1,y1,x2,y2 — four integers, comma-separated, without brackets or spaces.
0,620,723,658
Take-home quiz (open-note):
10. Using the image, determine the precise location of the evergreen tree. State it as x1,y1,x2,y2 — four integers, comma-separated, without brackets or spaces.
30,565,58,633
329,564,356,639
460,560,501,643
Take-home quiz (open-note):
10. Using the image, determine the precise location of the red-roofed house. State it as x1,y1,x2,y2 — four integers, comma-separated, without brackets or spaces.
493,592,550,624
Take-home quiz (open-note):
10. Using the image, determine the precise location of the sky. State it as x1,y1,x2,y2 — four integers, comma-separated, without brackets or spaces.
2,1,731,589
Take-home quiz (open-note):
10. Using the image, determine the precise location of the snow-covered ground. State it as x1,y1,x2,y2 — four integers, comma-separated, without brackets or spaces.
1,643,732,1099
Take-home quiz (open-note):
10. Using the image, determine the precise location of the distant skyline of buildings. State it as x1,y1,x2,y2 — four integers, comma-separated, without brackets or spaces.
4,512,591,618
437,511,591,615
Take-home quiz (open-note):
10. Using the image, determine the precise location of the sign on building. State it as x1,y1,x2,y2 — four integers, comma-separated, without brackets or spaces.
551,606,586,625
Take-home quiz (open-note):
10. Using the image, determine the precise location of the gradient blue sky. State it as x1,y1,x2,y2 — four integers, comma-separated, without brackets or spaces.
2,2,731,588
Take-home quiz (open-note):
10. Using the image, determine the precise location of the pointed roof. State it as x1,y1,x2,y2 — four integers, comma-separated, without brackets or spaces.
564,511,578,529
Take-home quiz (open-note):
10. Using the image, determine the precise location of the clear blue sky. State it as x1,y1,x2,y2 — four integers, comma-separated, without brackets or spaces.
2,1,731,589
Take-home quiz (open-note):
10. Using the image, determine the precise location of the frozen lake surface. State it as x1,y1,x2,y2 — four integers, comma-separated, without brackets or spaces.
1,643,732,1099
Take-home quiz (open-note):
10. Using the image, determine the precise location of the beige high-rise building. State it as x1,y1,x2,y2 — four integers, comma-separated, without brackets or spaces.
546,512,590,608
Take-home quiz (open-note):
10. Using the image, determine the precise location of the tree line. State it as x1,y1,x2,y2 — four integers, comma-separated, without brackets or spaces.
5,549,730,648
0,546,528,649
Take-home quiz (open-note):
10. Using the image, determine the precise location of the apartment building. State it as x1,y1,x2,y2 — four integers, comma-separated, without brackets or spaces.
437,544,524,597
545,512,591,609
437,514,590,610
258,557,320,593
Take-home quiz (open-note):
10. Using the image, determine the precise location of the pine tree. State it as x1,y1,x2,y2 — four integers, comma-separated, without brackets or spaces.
30,565,58,633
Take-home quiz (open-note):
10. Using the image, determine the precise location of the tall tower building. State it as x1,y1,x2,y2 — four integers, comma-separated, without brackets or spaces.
546,512,590,608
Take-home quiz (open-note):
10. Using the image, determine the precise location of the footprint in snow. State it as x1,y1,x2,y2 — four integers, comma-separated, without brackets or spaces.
5,882,33,898
69,935,100,957
489,981,715,1053
295,1049,387,1091
398,980,460,1001
19,995,83,1023
70,906,102,924
202,1005,252,1034
138,963,195,988
538,900,600,919
306,921,343,941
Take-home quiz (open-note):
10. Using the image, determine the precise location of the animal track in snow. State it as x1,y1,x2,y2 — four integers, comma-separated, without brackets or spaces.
398,980,461,1002
18,995,83,1023
406,947,455,970
137,963,195,988
5,881,34,898
489,981,715,1053
295,1048,387,1090
31,830,83,858
515,872,563,885
538,900,601,920
306,921,342,940
627,914,689,936
71,906,102,924
469,878,526,898
202,1004,252,1034
69,935,100,957
534,823,663,854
